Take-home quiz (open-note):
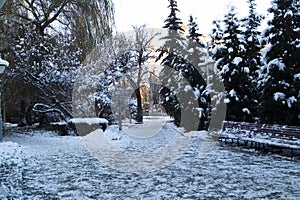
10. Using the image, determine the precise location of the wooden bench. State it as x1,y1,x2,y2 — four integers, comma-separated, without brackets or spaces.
219,121,300,157
222,121,300,139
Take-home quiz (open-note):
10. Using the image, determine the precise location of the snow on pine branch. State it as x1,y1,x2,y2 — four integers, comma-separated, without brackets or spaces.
273,92,285,101
268,58,286,71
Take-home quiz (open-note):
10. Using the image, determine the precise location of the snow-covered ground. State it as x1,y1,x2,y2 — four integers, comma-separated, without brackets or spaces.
0,142,23,199
1,122,300,199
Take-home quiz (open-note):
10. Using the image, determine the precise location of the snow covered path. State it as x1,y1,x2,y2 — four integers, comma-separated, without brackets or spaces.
3,127,300,199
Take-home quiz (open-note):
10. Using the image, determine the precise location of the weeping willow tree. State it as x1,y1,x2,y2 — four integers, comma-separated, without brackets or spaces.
0,0,114,60
62,0,115,60
0,0,115,125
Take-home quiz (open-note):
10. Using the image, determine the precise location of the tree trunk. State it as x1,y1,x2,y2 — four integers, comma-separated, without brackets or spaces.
19,99,27,127
135,88,143,123
25,104,34,126
118,116,122,131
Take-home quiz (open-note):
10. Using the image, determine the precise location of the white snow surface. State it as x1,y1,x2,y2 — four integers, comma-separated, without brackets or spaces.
70,117,108,125
242,108,251,115
268,58,286,71
232,57,242,65
0,58,9,67
243,67,250,73
294,73,300,80
0,141,23,199
229,89,237,97
284,10,293,18
211,44,226,55
184,85,192,92
1,123,300,199
224,98,230,103
287,96,297,108
274,92,286,101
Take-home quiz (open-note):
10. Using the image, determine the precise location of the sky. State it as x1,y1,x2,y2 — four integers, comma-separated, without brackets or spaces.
114,0,271,35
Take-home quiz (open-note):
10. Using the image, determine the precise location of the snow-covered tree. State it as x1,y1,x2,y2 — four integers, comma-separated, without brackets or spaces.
259,0,300,125
78,27,157,128
6,27,81,125
187,16,204,46
238,0,263,122
211,6,255,122
0,0,114,125
242,0,263,75
157,0,211,131
186,15,206,68
125,25,159,123
75,33,134,123
163,0,184,33
160,54,211,130
157,0,187,59
64,0,115,60
157,0,186,128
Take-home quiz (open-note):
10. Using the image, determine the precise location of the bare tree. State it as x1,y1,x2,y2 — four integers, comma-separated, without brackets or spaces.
125,25,159,123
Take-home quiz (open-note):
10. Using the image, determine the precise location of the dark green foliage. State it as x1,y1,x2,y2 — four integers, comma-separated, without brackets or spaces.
212,7,252,122
259,0,300,125
186,15,206,68
163,0,184,33
187,15,204,47
159,87,181,127
210,2,264,123
239,0,263,122
160,54,211,131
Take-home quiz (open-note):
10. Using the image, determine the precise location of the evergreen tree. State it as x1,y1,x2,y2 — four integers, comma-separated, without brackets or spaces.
158,0,184,128
187,15,204,46
187,15,206,67
259,0,300,125
242,0,263,73
158,1,210,131
238,0,263,122
186,16,211,129
161,54,211,130
163,0,184,33
157,0,187,62
211,6,253,122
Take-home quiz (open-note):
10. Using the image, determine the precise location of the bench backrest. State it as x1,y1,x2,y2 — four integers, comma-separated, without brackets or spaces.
223,121,300,139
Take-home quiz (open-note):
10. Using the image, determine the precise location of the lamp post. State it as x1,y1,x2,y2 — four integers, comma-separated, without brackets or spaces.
0,57,8,141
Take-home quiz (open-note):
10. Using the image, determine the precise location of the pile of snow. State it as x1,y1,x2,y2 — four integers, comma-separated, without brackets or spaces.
3,123,18,128
0,141,23,199
69,118,108,125
83,117,177,153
